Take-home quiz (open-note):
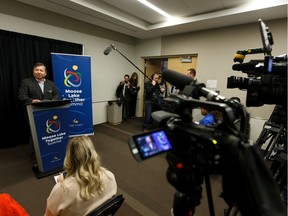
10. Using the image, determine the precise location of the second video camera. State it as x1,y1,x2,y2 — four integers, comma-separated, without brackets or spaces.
227,19,287,107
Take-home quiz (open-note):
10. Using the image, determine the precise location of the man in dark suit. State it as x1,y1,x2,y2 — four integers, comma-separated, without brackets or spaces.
18,62,59,105
18,62,59,166
140,135,160,157
116,74,130,121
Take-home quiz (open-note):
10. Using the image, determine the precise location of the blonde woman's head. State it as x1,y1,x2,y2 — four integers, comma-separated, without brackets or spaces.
63,136,106,200
64,136,101,174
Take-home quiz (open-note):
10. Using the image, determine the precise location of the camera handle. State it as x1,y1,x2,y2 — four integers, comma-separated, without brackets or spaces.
233,19,274,63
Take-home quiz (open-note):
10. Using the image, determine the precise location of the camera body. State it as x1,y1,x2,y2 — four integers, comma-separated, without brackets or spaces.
227,55,287,107
129,95,247,214
227,19,287,107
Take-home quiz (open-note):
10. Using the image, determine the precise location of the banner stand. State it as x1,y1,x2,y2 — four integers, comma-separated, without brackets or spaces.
27,100,71,178
51,53,94,137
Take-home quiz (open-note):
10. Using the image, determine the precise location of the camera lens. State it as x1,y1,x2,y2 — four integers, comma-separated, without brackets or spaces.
227,76,248,89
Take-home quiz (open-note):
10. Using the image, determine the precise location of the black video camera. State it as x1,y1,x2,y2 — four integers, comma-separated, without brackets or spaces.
129,89,253,215
227,19,287,107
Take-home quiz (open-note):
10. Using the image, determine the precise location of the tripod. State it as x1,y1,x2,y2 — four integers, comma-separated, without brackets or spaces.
256,105,287,161
256,105,287,205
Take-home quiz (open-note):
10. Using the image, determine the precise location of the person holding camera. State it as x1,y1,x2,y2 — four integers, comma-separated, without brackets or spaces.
116,74,130,121
44,135,117,216
143,72,161,131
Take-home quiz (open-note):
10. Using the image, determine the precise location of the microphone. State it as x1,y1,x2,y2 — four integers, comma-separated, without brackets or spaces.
103,44,114,55
162,69,194,91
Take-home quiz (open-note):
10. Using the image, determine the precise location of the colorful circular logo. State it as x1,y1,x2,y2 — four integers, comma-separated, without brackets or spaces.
64,65,82,87
46,115,61,134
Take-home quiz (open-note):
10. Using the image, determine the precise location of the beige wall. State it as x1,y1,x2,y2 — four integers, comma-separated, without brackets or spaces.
167,56,198,75
160,19,287,119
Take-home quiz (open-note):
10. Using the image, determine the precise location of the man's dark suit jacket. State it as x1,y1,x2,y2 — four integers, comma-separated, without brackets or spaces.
18,77,60,105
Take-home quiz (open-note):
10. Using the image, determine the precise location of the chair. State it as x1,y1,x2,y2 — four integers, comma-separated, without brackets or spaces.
87,194,125,216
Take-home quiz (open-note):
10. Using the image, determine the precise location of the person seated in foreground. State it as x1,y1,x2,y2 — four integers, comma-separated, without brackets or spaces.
44,136,117,216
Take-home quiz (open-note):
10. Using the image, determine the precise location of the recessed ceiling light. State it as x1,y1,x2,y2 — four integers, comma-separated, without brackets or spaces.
137,0,173,19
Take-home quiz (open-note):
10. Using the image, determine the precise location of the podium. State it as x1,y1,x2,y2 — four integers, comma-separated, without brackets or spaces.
26,100,71,178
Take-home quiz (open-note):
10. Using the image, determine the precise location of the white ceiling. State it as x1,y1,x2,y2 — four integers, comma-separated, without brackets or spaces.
17,0,287,39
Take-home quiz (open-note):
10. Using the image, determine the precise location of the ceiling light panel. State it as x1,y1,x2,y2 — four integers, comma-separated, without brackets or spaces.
149,0,227,16
102,0,167,23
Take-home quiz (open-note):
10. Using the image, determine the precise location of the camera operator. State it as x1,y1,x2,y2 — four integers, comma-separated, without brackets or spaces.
143,72,161,131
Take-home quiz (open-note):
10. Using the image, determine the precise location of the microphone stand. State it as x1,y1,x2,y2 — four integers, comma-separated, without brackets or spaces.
110,44,152,81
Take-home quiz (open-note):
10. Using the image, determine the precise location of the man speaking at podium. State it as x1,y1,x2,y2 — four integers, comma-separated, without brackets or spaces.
18,62,59,104
18,62,60,167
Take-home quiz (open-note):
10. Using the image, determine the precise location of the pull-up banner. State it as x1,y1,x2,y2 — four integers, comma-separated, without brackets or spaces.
51,53,94,136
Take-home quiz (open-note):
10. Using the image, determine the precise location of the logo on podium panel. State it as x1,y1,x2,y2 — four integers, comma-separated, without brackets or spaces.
34,108,69,173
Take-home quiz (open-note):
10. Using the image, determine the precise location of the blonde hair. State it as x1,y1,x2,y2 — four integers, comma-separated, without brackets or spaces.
63,136,106,200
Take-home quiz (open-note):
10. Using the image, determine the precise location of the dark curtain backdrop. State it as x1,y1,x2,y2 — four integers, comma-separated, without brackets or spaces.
0,29,83,148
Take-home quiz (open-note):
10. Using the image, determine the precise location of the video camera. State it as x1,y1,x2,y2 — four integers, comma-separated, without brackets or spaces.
129,84,254,215
128,19,286,216
227,19,287,107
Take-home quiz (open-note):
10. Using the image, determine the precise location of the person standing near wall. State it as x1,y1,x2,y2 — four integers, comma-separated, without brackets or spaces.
187,68,197,81
116,74,130,121
143,73,161,131
128,72,140,119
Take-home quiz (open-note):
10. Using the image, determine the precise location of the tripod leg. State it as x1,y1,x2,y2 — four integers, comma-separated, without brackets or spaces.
264,128,283,161
205,175,215,216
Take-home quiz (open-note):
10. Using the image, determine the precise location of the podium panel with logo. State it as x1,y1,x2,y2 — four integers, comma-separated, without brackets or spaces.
26,100,70,178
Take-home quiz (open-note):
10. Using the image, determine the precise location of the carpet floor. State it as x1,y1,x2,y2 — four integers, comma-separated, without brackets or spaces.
0,117,229,216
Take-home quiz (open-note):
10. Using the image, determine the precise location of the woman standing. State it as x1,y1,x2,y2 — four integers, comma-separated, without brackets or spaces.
129,72,140,118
